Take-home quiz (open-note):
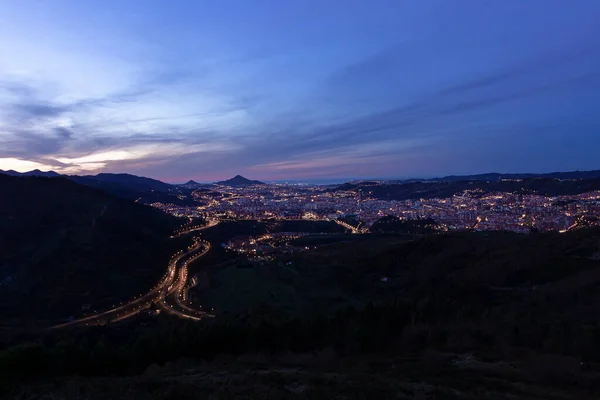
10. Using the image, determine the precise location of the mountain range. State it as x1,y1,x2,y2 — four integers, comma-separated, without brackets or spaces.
0,170,266,188
0,170,267,204
403,169,600,183
0,170,188,204
0,169,62,178
0,169,171,190
3,169,600,199
337,176,600,201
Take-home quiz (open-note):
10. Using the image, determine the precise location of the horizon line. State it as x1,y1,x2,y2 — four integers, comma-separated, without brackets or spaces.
3,167,600,186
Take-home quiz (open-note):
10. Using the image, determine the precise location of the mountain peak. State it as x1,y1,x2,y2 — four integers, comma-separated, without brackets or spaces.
215,175,264,187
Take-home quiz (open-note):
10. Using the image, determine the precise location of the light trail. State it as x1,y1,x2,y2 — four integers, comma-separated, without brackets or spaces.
334,219,366,234
49,221,219,329
158,240,214,320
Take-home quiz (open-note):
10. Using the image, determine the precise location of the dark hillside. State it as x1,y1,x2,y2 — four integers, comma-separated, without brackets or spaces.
0,174,182,323
69,174,197,205
193,227,600,361
3,226,600,397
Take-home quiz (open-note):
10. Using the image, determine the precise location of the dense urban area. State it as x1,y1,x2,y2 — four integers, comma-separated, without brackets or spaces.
152,179,600,233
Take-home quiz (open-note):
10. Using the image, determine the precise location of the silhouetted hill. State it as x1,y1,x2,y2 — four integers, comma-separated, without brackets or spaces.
0,169,61,178
71,172,171,192
215,175,264,186
0,170,196,205
177,179,208,189
69,173,197,205
423,170,600,182
336,177,600,200
0,170,172,192
0,174,182,322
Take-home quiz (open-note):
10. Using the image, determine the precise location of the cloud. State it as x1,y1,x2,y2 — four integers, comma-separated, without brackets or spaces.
166,40,600,181
0,157,56,172
10,102,69,120
54,127,74,139
0,58,252,175
2,0,600,180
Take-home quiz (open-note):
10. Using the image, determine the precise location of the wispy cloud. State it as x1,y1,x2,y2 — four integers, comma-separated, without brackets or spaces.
1,0,599,179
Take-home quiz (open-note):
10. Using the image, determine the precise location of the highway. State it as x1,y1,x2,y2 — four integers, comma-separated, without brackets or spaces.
334,219,366,234
171,219,219,238
50,221,218,329
158,239,214,321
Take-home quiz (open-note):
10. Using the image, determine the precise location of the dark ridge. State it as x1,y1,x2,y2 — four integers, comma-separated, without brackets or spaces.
0,173,180,320
334,177,600,200
0,169,61,178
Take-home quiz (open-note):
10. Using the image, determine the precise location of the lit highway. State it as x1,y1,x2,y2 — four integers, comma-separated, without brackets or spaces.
334,219,365,234
158,239,214,321
50,221,218,329
171,219,219,238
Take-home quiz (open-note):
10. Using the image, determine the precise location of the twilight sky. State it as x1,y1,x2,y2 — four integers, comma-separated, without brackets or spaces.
1,0,599,182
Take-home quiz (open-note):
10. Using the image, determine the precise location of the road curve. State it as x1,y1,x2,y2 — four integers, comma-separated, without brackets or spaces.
159,240,214,320
49,221,219,329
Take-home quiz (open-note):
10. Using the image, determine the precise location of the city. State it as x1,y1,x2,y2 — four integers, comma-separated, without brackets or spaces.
2,0,600,397
151,180,600,234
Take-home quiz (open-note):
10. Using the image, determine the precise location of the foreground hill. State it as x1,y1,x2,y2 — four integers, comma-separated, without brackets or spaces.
195,226,600,325
0,174,182,323
4,226,600,398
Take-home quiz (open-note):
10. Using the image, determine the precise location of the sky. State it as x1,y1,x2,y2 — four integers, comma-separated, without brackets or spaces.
1,0,599,182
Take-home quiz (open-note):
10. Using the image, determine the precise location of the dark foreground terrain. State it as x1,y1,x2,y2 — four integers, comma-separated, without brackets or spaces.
2,174,600,398
0,174,182,324
2,223,600,397
10,353,600,399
